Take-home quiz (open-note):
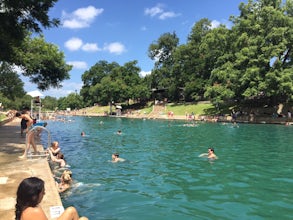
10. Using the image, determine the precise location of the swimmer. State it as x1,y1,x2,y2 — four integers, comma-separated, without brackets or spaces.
112,153,125,163
81,131,85,136
117,130,122,135
56,170,72,193
199,147,218,159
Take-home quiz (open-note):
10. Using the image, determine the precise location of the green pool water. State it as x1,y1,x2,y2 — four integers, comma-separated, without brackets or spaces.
46,117,293,220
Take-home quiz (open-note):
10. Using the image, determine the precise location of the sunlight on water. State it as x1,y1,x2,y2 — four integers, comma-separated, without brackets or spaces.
45,117,293,220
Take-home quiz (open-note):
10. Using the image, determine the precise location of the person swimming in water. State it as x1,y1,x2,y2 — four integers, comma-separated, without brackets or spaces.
199,147,218,159
112,153,125,162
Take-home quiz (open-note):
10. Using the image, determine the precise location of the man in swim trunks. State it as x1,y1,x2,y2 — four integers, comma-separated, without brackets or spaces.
16,111,34,136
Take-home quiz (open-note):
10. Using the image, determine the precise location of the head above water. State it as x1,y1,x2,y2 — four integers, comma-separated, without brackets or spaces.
208,147,214,153
51,141,59,148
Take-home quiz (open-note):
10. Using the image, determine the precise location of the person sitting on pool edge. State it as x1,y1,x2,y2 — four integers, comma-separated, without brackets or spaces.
112,153,125,162
15,176,88,220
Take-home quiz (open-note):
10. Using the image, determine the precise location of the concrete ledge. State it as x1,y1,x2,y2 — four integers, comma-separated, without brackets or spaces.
0,119,63,220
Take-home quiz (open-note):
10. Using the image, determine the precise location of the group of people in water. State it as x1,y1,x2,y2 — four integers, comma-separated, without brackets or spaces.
14,108,219,220
46,141,75,193
15,110,88,220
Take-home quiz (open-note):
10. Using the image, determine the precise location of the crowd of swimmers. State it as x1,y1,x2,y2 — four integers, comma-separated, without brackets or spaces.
13,109,220,220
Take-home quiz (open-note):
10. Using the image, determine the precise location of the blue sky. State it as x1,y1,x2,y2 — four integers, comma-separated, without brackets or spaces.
22,0,247,98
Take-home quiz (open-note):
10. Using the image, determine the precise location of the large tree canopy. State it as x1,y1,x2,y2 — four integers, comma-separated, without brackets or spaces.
0,0,71,92
0,0,59,62
0,62,25,100
80,60,149,106
14,35,72,90
146,0,293,104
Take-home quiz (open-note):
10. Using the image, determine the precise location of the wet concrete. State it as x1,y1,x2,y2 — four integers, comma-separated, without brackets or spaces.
0,119,62,220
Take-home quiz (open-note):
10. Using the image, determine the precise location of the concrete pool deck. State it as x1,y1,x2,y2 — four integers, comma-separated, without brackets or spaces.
0,118,63,220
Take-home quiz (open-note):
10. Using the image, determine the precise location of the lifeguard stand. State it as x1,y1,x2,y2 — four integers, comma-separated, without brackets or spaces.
31,96,41,121
27,90,44,121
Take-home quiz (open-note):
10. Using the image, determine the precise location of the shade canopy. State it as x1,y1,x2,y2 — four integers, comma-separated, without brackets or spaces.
27,90,44,97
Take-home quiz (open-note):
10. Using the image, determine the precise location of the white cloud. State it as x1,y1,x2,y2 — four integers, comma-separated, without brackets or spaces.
144,5,164,17
82,43,100,52
159,11,179,20
62,6,104,29
145,4,180,20
104,42,126,55
67,61,88,69
65,37,100,52
211,19,233,29
139,70,151,77
211,20,221,29
64,37,83,51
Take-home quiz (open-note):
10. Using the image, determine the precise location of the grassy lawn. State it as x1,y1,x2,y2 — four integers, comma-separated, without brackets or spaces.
166,103,216,115
83,102,224,116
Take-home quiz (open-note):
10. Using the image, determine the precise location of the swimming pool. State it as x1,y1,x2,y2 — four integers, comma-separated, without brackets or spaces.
44,116,293,220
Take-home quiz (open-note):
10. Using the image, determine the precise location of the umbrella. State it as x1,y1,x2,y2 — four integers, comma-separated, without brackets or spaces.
27,90,44,97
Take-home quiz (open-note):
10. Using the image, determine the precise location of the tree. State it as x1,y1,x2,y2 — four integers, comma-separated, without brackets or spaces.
58,93,84,110
174,19,215,101
0,0,59,62
42,96,58,111
231,0,293,102
0,62,25,100
81,60,149,106
14,35,72,90
0,1,71,91
81,61,120,105
148,32,179,101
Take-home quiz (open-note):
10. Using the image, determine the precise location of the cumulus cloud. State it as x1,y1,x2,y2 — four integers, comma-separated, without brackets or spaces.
82,43,100,52
62,6,104,29
64,37,125,55
104,42,126,55
64,38,100,52
145,4,180,20
144,4,164,17
64,37,83,51
67,61,88,69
